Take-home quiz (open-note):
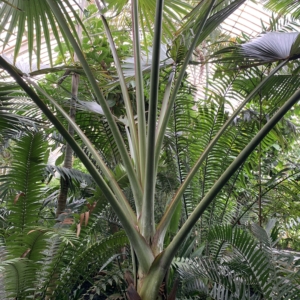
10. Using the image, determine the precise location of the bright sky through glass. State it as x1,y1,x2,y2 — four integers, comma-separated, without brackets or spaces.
221,1,271,37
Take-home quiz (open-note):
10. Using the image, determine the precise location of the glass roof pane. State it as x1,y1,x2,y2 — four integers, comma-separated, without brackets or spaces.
1,0,274,68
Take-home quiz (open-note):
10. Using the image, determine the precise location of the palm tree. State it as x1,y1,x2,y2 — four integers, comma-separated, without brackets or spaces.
1,0,300,299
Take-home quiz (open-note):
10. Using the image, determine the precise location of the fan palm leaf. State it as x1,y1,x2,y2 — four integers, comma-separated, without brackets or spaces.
214,31,300,68
0,0,86,68
241,32,300,62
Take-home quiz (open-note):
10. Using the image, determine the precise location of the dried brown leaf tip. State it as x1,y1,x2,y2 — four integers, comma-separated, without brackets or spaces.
21,248,31,258
84,211,89,226
14,192,25,204
124,270,134,286
87,201,97,213
79,211,90,228
79,213,84,226
126,284,141,300
76,223,81,237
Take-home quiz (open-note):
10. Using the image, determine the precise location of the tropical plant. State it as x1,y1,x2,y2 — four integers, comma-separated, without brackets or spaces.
1,0,300,299
175,224,300,299
0,131,130,299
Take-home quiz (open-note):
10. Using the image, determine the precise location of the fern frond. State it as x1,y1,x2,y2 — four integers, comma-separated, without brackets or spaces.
52,231,128,299
207,225,300,299
5,133,46,235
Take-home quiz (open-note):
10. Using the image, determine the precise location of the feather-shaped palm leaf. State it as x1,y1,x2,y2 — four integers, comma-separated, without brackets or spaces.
263,0,300,19
176,225,300,299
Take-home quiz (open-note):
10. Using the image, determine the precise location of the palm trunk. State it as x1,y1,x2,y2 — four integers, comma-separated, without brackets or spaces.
56,73,79,217
56,0,84,218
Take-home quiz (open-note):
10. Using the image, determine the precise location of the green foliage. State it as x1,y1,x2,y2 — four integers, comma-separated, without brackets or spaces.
0,84,43,144
263,0,300,19
102,0,191,41
45,164,94,191
0,134,70,298
0,132,130,299
176,225,300,299
53,231,128,299
5,133,46,235
0,0,85,68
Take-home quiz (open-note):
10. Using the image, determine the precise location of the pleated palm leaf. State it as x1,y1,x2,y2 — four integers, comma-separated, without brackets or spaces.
0,0,86,68
241,32,300,63
213,31,300,68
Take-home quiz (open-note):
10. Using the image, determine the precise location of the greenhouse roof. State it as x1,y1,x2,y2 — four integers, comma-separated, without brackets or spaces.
221,1,272,37
1,0,273,69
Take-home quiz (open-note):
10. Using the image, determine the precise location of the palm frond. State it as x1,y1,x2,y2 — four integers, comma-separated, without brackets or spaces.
176,256,257,300
241,32,300,62
5,133,46,235
175,225,300,299
52,231,128,299
35,232,71,298
208,225,300,299
174,0,247,55
0,83,42,134
3,259,34,298
45,164,94,189
263,0,300,19
0,0,86,68
3,229,76,298
211,31,300,69
102,0,191,41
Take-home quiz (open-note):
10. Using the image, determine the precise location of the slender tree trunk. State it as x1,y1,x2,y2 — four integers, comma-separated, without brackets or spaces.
56,0,84,218
258,82,262,227
56,73,79,217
